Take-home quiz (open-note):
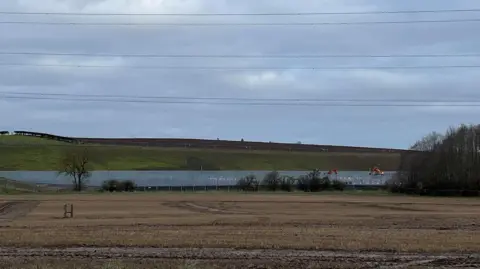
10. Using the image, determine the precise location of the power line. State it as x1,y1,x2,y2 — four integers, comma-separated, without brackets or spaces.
2,8,480,16
2,95,480,107
1,18,480,26
2,62,480,70
3,91,480,103
2,51,480,59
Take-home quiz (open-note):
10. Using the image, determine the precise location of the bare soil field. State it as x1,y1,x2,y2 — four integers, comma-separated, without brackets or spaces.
0,193,479,268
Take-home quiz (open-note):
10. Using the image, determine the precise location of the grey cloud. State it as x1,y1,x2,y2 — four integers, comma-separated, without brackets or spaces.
1,0,480,148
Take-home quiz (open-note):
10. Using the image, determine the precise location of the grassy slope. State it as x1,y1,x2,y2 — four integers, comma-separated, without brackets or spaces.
0,135,401,171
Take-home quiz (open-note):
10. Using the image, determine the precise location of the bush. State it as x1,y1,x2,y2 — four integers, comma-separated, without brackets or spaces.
236,175,259,192
261,171,281,191
319,176,331,191
101,179,136,192
122,180,136,192
280,176,295,192
307,169,326,192
295,169,329,192
102,180,119,192
331,180,346,191
296,175,310,192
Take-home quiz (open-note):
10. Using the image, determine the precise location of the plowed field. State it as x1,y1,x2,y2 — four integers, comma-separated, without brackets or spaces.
0,193,479,268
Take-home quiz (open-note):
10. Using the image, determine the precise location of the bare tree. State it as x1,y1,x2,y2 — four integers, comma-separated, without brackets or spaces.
410,131,444,151
391,124,480,196
58,148,91,191
262,171,281,191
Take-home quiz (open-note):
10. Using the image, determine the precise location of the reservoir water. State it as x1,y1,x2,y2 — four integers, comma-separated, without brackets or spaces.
0,170,395,187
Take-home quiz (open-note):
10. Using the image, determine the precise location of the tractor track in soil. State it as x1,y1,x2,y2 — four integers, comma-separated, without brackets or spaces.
0,201,39,223
0,247,479,268
162,201,250,215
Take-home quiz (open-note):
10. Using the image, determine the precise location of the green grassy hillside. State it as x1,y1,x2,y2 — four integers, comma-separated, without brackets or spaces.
0,135,401,171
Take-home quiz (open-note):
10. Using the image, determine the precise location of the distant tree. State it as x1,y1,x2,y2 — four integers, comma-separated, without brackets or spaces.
391,124,480,196
331,180,346,191
280,176,295,192
261,171,281,191
102,179,136,192
319,176,332,191
296,175,310,192
102,179,120,192
58,147,91,192
236,175,259,192
409,131,444,151
122,180,136,192
296,169,328,192
307,169,324,192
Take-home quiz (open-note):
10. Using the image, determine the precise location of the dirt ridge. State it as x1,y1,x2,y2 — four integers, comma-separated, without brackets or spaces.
0,247,478,267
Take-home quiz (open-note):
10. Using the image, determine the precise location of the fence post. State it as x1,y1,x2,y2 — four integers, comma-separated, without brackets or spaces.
63,203,73,218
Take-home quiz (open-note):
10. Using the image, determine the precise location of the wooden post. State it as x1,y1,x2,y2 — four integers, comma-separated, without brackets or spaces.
63,203,74,218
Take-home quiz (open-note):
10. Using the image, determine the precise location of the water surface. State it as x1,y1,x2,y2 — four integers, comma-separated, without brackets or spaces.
0,170,395,187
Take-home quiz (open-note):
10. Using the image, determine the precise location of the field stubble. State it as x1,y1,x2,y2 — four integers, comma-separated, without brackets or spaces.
0,193,479,268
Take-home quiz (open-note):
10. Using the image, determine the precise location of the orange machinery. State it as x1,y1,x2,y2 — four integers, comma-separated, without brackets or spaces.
369,166,384,176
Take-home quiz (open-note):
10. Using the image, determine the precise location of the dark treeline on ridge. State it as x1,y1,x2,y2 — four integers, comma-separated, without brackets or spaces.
388,124,480,196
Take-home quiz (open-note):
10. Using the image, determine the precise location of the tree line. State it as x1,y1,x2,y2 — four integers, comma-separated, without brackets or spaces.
387,124,480,196
236,170,346,192
56,147,346,193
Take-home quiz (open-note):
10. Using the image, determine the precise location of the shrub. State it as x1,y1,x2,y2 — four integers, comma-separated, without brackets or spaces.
122,180,136,192
101,179,136,192
319,176,331,191
102,180,119,192
331,180,346,191
261,171,281,191
308,169,323,192
280,176,295,192
296,170,331,192
236,175,259,192
296,175,310,192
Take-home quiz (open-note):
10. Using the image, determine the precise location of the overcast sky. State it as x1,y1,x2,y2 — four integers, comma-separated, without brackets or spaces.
1,0,480,149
